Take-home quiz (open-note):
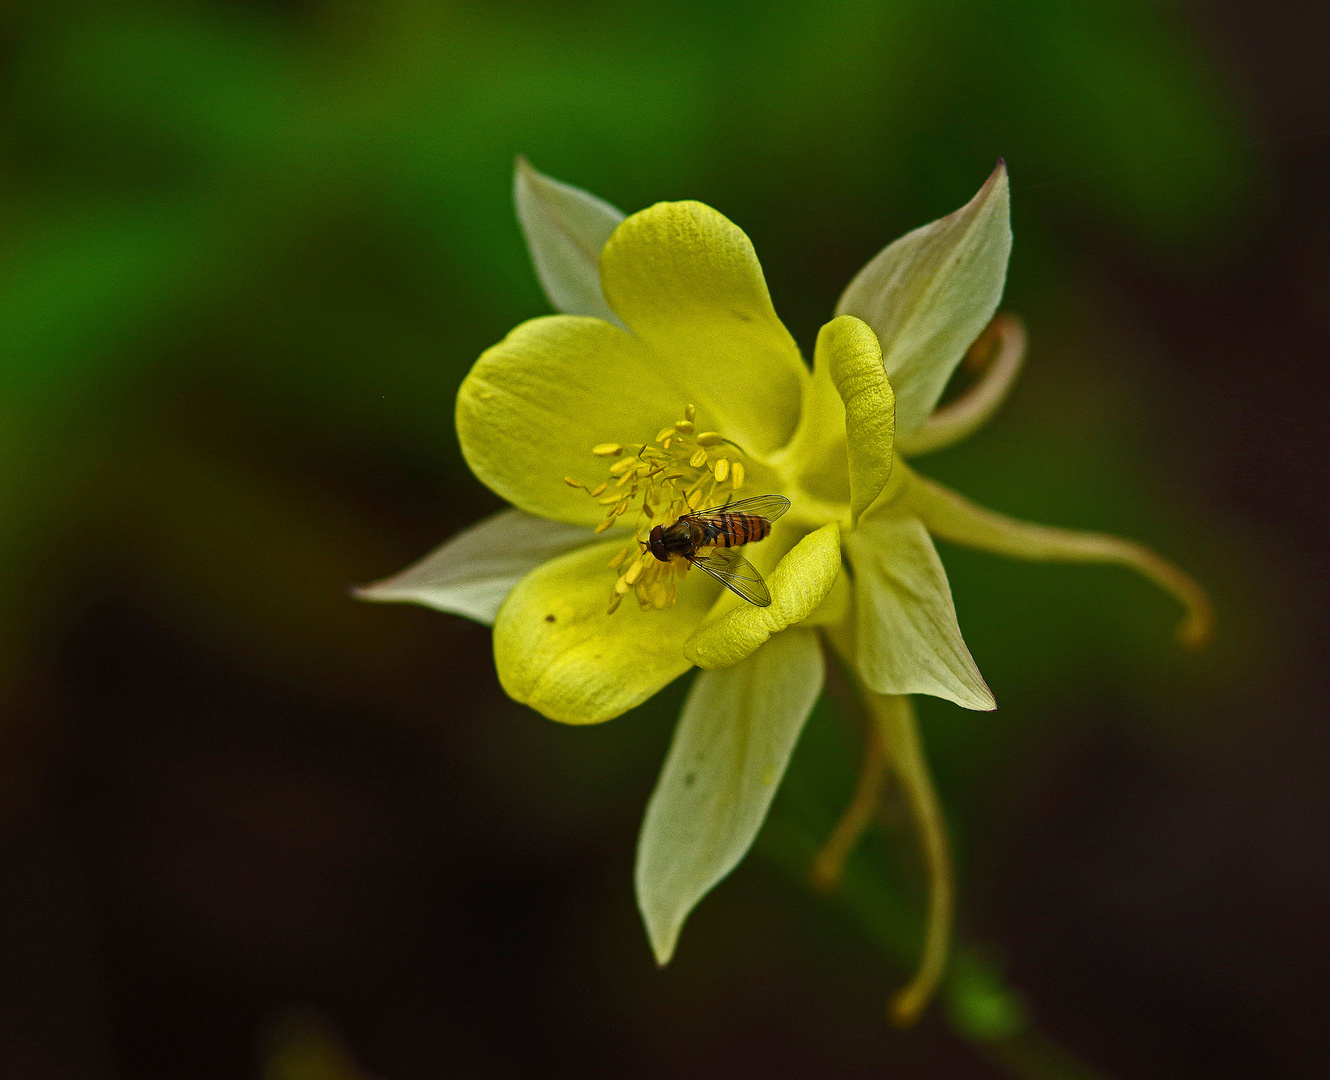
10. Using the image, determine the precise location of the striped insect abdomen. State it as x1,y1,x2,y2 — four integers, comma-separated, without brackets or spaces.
709,512,770,547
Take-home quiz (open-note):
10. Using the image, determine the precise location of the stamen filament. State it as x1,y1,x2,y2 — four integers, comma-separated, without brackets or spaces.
579,405,752,612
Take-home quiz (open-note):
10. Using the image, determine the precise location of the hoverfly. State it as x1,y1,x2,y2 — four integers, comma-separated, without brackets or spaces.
645,494,791,607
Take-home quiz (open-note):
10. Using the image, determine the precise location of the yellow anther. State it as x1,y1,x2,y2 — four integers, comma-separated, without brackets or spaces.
563,476,583,488
582,405,757,614
606,593,623,615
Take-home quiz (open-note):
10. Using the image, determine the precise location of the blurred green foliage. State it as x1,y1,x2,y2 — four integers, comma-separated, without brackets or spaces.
0,0,1256,673
0,0,1280,1073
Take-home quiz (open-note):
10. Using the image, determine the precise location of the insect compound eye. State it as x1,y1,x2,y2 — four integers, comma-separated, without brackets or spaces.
646,525,667,562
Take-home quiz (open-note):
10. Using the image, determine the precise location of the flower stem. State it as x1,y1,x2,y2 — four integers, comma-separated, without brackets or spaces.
867,692,954,1027
808,711,886,895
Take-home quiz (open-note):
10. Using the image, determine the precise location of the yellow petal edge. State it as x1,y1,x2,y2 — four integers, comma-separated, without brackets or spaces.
818,315,895,526
599,200,807,458
457,315,684,528
684,522,842,669
495,539,718,724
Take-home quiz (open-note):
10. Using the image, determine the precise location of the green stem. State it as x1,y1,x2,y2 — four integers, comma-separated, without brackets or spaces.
758,817,1111,1080
868,692,953,1027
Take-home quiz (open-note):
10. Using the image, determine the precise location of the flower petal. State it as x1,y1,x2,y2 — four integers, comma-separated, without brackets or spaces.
599,201,807,458
847,515,995,710
776,332,849,510
493,538,719,725
907,472,1213,648
820,315,894,526
836,163,1011,438
635,628,824,964
457,315,693,527
684,522,841,669
896,314,1026,456
513,157,625,326
355,509,596,626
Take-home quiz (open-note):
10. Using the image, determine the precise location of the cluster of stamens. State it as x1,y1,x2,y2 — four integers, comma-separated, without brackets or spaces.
562,404,747,614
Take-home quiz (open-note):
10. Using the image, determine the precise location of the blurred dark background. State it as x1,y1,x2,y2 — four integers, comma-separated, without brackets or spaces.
0,1,1327,1077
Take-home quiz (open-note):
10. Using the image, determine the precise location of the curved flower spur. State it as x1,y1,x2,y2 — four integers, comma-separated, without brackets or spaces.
358,158,1211,1024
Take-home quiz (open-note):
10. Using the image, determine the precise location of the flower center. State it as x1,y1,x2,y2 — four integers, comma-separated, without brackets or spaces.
563,403,748,614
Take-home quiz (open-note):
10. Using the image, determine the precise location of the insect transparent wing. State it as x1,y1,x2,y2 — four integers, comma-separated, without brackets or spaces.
689,494,791,523
693,547,772,607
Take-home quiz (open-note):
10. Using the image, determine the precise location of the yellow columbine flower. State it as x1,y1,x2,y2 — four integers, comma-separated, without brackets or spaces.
360,158,1210,1022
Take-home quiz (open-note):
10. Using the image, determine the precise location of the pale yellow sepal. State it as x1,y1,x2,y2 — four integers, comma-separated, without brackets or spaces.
818,315,895,526
847,515,995,710
494,539,720,725
513,157,625,325
906,473,1214,648
836,162,1011,438
897,314,1026,456
355,508,594,626
684,522,841,670
636,628,824,964
599,200,807,458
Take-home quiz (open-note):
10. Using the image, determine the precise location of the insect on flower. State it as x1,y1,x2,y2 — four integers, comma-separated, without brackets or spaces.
360,159,1214,1015
645,494,790,607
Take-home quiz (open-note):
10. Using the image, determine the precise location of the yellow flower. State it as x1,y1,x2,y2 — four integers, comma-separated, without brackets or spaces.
360,158,1210,1021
